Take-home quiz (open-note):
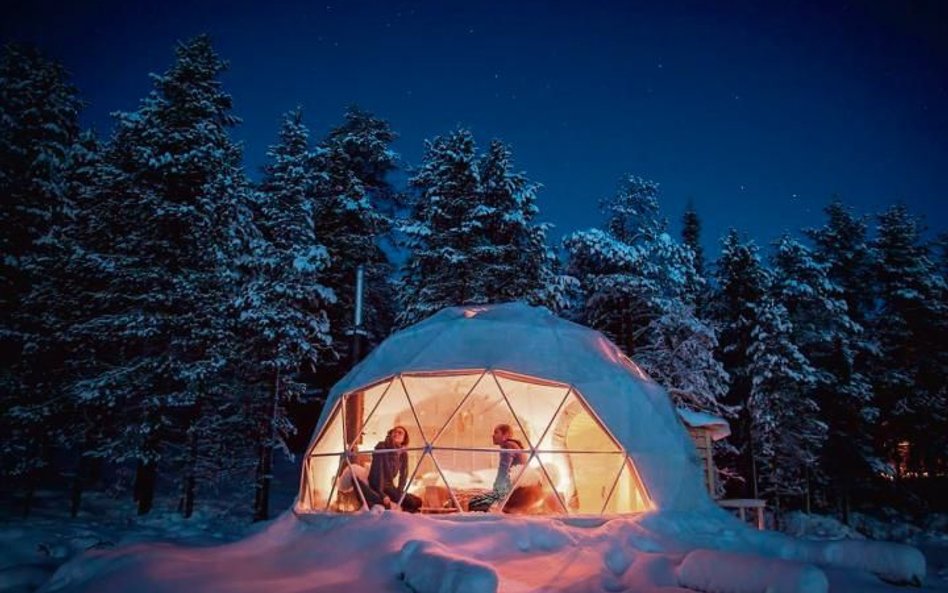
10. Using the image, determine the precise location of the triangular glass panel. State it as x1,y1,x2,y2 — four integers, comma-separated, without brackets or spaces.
328,456,368,513
494,371,570,450
348,377,424,455
432,372,525,449
501,453,567,514
536,390,621,453
603,457,652,514
343,378,393,448
298,462,312,511
308,402,347,456
301,452,345,512
404,452,460,513
536,452,626,514
402,372,484,444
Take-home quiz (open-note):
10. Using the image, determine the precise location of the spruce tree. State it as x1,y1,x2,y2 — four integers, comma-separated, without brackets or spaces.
0,43,81,513
308,106,398,377
871,205,948,478
565,176,667,354
805,199,875,326
770,234,874,511
243,107,335,520
746,299,824,505
564,176,727,415
709,229,771,496
398,129,560,326
0,43,80,297
681,201,705,278
65,36,251,515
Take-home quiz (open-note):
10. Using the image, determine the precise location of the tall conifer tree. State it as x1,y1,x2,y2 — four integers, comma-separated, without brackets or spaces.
871,205,948,477
65,36,252,515
709,230,771,496
0,43,81,513
244,107,334,520
314,107,398,356
565,176,727,415
398,129,560,327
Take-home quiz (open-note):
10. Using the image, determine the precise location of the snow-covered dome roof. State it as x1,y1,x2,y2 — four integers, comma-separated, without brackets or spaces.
314,302,713,512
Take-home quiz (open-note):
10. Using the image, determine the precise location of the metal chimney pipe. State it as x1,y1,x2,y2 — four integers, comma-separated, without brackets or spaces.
346,264,367,447
354,264,364,329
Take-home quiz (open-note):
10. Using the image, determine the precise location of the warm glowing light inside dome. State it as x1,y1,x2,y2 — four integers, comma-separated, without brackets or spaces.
297,370,652,516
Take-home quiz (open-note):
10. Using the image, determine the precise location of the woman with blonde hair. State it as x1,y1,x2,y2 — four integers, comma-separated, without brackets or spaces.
468,423,526,512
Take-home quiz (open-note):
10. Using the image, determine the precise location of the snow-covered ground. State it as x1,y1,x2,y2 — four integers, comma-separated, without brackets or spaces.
3,495,946,593
2,458,946,593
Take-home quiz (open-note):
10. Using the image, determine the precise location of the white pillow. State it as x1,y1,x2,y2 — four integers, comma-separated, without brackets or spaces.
337,464,369,493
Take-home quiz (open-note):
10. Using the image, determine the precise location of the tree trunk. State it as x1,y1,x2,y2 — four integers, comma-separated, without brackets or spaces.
23,434,52,517
22,470,36,518
746,420,759,499
804,466,812,515
841,483,851,525
182,430,198,519
134,460,157,515
253,369,280,522
772,495,779,530
70,434,96,518
70,456,86,518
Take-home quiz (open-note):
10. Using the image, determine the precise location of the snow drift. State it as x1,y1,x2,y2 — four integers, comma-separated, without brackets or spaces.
38,509,928,593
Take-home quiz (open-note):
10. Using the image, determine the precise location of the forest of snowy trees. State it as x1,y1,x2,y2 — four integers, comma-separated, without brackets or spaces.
2,37,946,522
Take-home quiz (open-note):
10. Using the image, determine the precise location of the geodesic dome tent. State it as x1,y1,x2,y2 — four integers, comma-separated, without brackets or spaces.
296,303,713,516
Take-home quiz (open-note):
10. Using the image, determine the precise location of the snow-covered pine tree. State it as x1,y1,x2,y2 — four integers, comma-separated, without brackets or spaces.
870,205,948,477
397,129,560,327
64,36,252,515
564,176,728,415
42,130,108,517
681,201,705,278
242,107,335,520
0,43,80,300
564,176,665,354
937,232,948,280
0,43,81,513
805,199,876,326
769,234,875,511
475,139,564,309
804,199,887,514
322,105,401,212
709,229,771,496
313,107,398,358
746,299,825,505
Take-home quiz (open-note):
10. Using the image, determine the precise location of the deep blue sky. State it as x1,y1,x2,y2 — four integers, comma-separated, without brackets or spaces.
5,0,947,256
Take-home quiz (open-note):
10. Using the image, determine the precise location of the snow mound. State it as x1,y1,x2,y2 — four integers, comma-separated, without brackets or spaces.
32,510,936,593
781,511,865,541
678,548,828,593
398,539,499,593
814,540,926,586
0,563,57,592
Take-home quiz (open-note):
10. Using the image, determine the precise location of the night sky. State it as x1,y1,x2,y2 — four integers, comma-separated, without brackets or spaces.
5,0,947,254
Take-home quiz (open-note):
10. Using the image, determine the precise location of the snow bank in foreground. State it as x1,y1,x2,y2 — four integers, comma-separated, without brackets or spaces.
35,510,934,593
678,548,828,593
776,512,928,585
781,512,865,541
399,539,498,593
812,540,925,586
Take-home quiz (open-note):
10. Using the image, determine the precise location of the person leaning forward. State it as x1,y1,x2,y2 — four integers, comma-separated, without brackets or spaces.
468,423,526,512
358,425,422,512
